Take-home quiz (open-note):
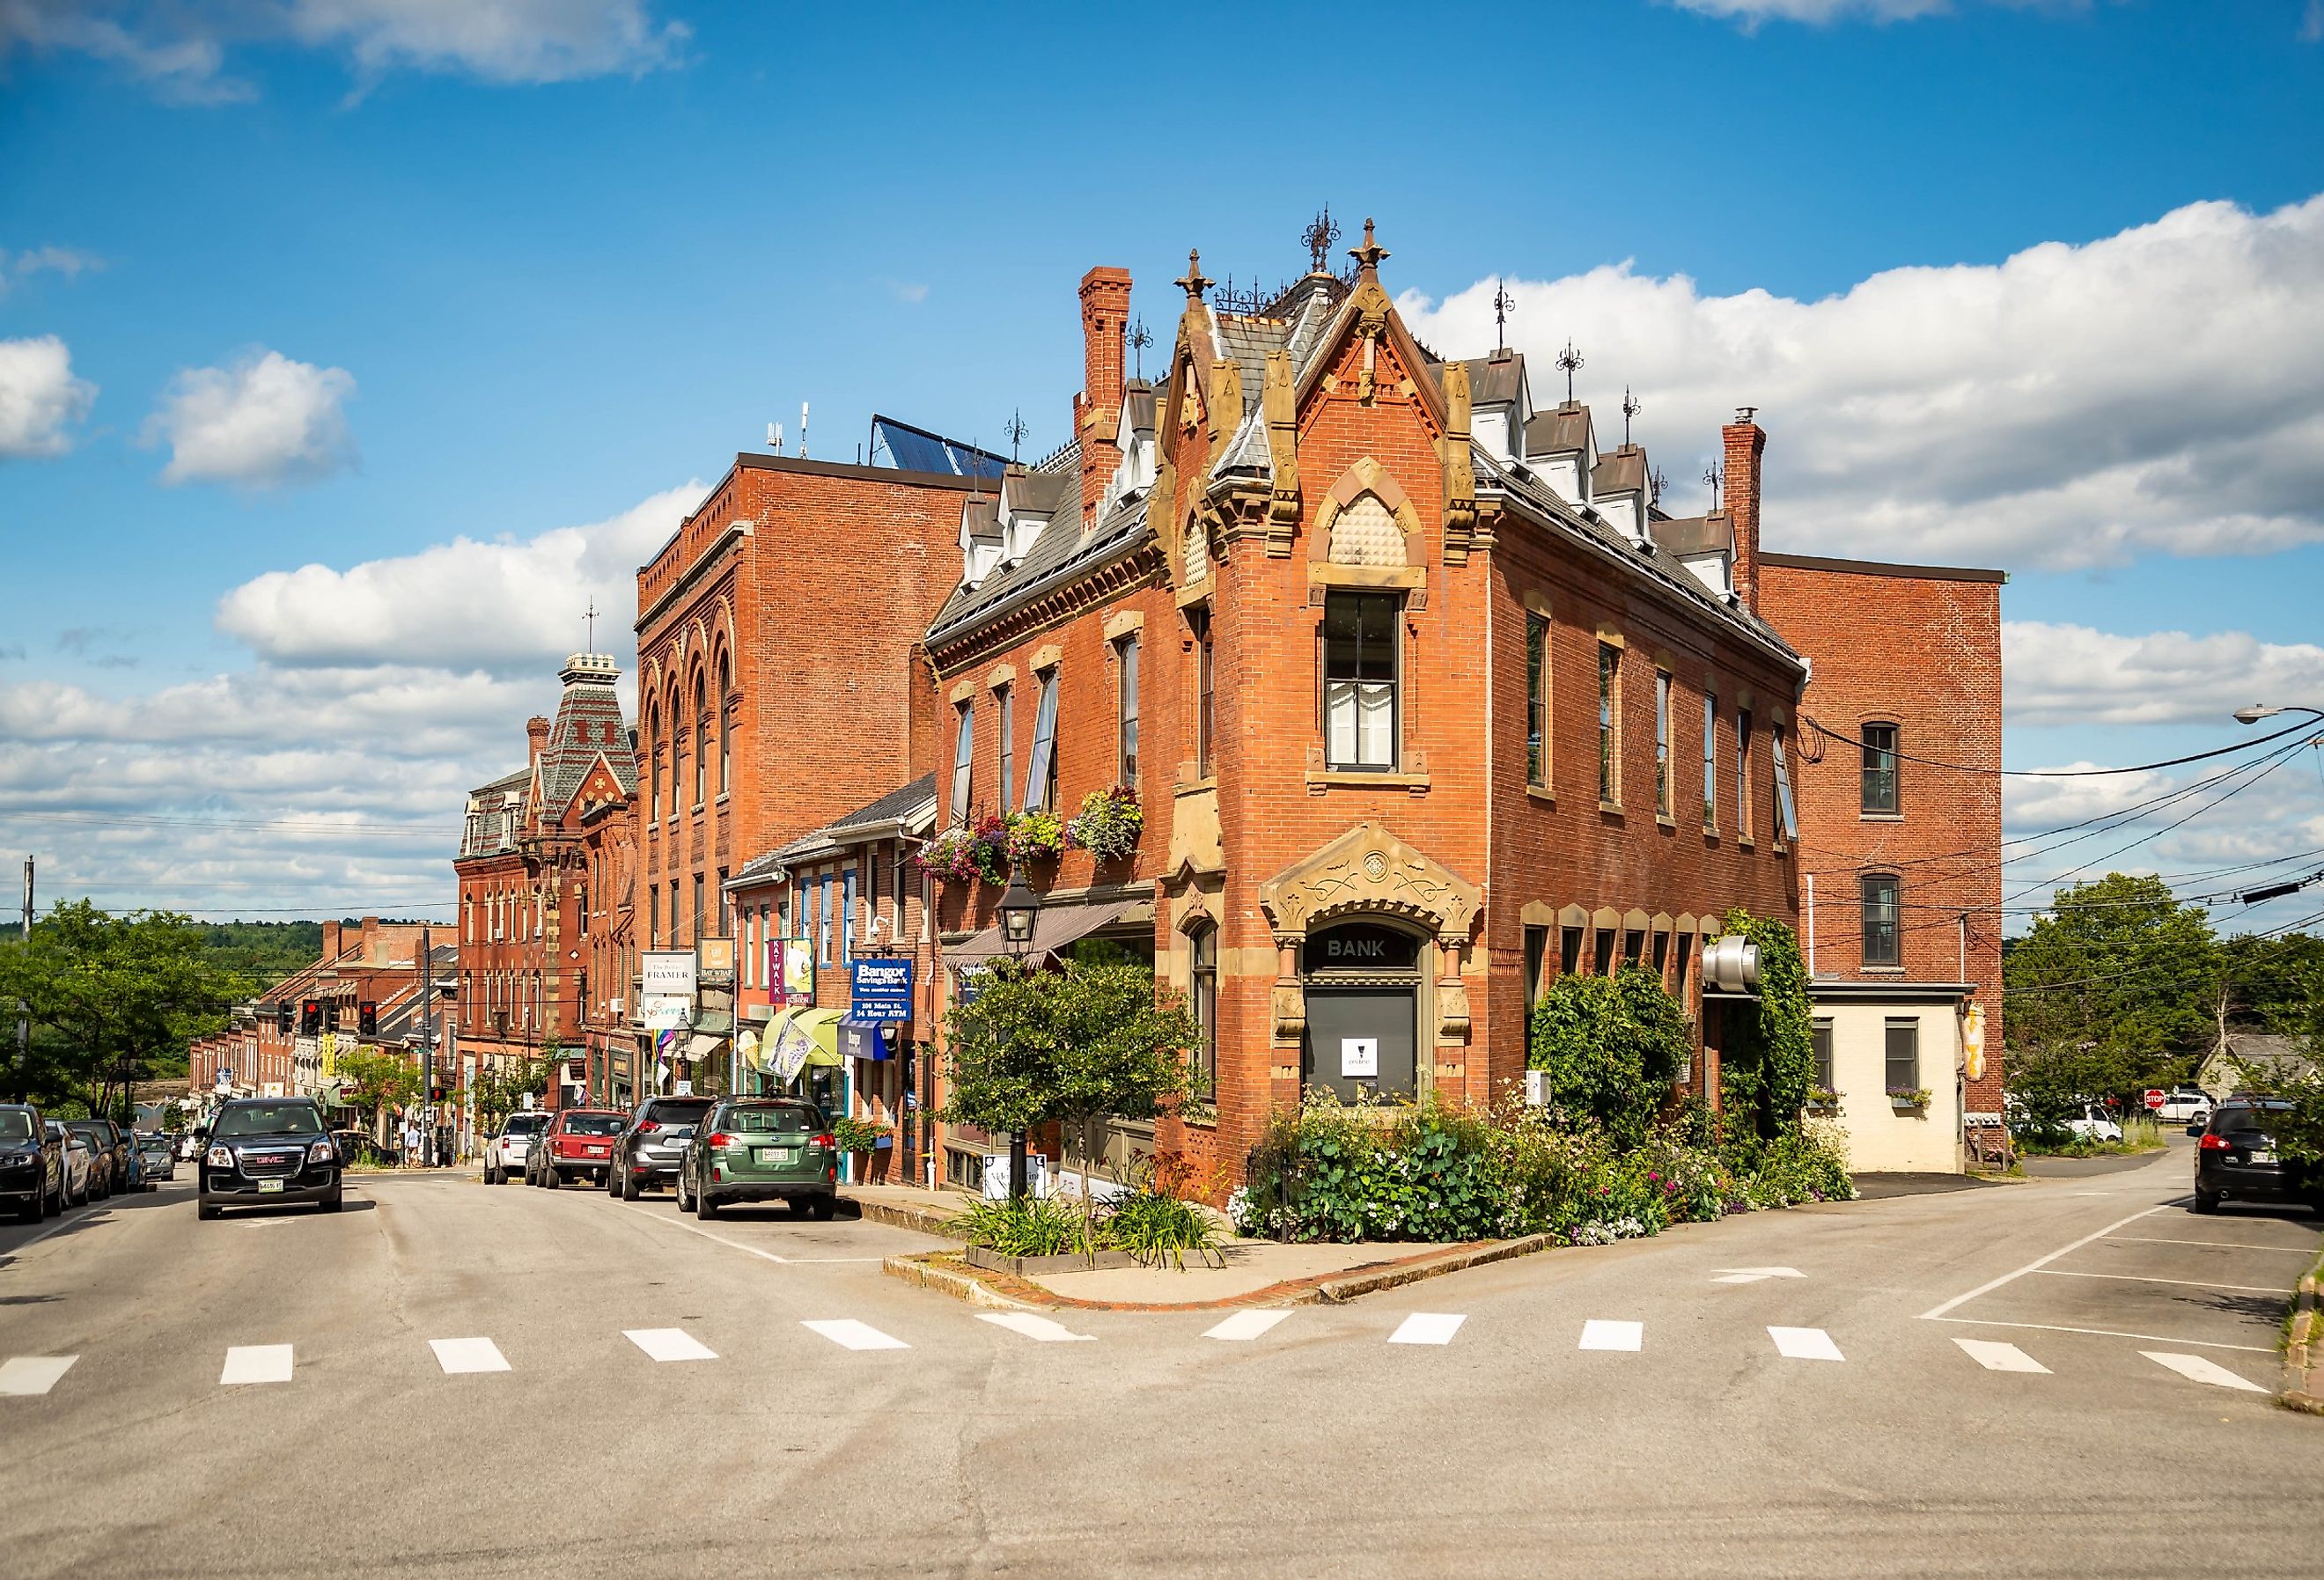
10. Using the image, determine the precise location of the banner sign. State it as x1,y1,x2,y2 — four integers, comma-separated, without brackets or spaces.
849,957,915,1021
642,998,691,1031
695,936,736,988
773,939,815,1007
641,950,698,999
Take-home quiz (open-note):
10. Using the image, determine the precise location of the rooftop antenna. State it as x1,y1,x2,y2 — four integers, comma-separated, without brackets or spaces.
767,421,783,452
1128,317,1151,380
1649,465,1668,507
1622,386,1641,446
1704,459,1724,511
1555,340,1584,406
1491,280,1515,352
798,401,809,459
584,599,598,654
1004,408,1028,464
1302,206,1342,276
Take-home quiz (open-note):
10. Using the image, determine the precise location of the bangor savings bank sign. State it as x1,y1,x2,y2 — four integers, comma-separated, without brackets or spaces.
849,957,915,1022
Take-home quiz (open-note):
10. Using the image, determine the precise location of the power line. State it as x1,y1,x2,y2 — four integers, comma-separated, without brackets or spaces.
1798,710,2322,777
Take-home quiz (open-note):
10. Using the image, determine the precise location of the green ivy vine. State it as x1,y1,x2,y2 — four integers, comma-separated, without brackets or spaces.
1717,908,1814,1142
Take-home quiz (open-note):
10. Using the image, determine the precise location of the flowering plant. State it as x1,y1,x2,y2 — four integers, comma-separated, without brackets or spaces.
1886,1086,1932,1108
1066,786,1144,863
912,827,980,883
1006,809,1066,863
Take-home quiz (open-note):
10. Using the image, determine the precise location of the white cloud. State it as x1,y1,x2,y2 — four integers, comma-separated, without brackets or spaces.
0,334,97,459
0,0,685,102
217,481,702,672
1669,0,1954,19
2004,621,2324,728
0,245,102,293
144,349,357,487
1400,194,2324,571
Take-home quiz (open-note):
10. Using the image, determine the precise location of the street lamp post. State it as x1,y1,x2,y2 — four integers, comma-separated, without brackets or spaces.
997,871,1042,1202
2232,704,2323,725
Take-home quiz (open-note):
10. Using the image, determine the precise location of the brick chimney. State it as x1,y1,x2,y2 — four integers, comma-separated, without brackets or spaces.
321,920,342,960
1076,266,1132,525
1722,409,1766,613
526,714,551,767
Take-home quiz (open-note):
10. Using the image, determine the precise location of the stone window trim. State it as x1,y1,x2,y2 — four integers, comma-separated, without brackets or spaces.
983,663,1017,693
1031,642,1063,673
1307,768,1431,793
1308,562,1425,592
1101,608,1144,642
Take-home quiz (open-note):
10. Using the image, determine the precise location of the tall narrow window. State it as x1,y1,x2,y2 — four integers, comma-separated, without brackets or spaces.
717,867,729,935
1737,708,1755,841
1116,635,1140,786
1885,1018,1920,1092
1812,1018,1835,1092
717,658,731,796
1026,669,1059,811
1673,933,1695,1006
1597,642,1622,805
1654,668,1673,816
1560,926,1584,976
666,689,682,817
1196,614,1216,779
645,703,660,819
648,885,658,949
1772,721,1798,842
1862,873,1901,966
1592,924,1617,976
950,703,974,824
842,867,857,965
818,873,833,967
1862,723,1900,815
1322,592,1399,770
1524,926,1548,1004
996,686,1014,810
692,674,707,806
690,873,703,945
1189,925,1217,1098
1525,613,1549,788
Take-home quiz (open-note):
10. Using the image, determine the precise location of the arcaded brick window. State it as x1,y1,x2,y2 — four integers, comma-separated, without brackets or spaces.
1597,642,1622,805
1862,873,1901,966
1526,614,1548,787
1862,722,1900,815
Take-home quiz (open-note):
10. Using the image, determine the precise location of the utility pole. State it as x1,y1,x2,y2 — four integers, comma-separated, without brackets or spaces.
14,856,30,1102
419,924,435,1166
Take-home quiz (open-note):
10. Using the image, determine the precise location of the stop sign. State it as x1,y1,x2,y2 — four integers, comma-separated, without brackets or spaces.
2143,1089,2166,1111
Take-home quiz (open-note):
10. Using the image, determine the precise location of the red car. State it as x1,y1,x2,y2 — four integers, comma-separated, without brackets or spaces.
526,1108,629,1188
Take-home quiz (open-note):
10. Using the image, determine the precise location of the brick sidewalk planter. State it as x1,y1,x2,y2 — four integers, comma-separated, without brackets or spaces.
963,1246,1137,1276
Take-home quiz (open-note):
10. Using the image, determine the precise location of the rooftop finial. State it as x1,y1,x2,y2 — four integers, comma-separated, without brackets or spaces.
1349,217,1389,276
1622,386,1641,446
1128,316,1151,379
584,598,597,654
1704,459,1724,511
1650,465,1668,507
1555,340,1584,406
1004,408,1027,464
1176,248,1211,303
1492,280,1515,352
1303,206,1342,276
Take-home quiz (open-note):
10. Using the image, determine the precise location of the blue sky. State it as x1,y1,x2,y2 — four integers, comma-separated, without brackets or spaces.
3,0,2322,930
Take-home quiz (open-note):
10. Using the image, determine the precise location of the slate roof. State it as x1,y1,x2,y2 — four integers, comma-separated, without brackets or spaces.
1525,404,1593,456
1592,445,1647,496
538,656,636,817
1649,514,1732,559
926,460,1156,650
1460,350,1528,408
1122,381,1156,437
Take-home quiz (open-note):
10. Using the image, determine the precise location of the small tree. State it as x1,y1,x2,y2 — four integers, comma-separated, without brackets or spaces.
938,959,1198,1243
1528,965,1692,1144
472,1055,548,1131
337,1047,420,1139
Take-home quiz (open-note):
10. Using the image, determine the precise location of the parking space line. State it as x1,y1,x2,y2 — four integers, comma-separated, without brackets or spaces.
2106,1235,2318,1253
2034,1269,2289,1294
1953,1338,2049,1374
1923,1315,2275,1354
1388,1313,1465,1346
1768,1326,1844,1362
1918,1203,2172,1320
0,1356,77,1396
978,1312,1096,1343
607,1199,791,1264
802,1319,909,1351
429,1337,511,1374
220,1344,294,1385
624,1327,717,1363
1204,1310,1290,1342
2141,1351,2269,1393
1578,1320,1644,1352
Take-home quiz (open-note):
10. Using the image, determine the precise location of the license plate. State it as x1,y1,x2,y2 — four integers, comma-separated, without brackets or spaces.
257,1179,284,1194
587,1146,608,1156
2249,1149,2276,1165
758,1147,797,1166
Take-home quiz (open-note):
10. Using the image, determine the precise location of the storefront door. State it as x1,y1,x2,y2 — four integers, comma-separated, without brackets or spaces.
1298,922,1424,1102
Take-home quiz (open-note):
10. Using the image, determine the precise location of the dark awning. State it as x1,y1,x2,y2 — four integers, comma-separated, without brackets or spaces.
943,898,1150,967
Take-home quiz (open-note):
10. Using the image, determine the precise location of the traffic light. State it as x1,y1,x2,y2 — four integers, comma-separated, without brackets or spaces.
276,1003,294,1036
430,1084,445,1103
324,1001,341,1033
357,1001,378,1037
300,999,322,1036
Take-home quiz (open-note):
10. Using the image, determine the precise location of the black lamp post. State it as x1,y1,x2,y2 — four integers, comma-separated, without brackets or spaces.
997,871,1041,1200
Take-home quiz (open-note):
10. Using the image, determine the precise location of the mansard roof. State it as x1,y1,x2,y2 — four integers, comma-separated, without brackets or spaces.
538,654,636,818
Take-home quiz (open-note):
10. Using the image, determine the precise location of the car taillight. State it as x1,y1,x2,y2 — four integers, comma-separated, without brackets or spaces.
2198,1134,2232,1151
636,1121,660,1134
812,1133,835,1150
708,1132,732,1149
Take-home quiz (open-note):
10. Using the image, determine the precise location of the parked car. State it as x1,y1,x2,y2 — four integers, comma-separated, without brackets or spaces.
2157,1088,2212,1126
0,1104,63,1223
47,1122,92,1209
2194,1098,2319,1215
526,1107,628,1188
65,1120,125,1201
2065,1102,2122,1144
607,1096,714,1200
483,1111,548,1185
135,1130,176,1184
197,1097,343,1219
676,1098,837,1220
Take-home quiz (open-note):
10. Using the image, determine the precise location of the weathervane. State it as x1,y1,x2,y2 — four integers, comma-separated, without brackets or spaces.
1622,386,1641,446
1649,465,1668,507
1491,281,1515,352
1303,207,1342,275
1128,316,1151,379
1704,460,1724,510
1555,340,1584,405
584,599,598,653
1004,408,1028,463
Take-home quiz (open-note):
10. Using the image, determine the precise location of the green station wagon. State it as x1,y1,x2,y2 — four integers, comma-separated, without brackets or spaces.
676,1099,837,1220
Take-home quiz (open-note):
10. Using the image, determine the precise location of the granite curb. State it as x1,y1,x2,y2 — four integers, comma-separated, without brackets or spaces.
2282,1252,2323,1417
843,1194,970,1239
881,1233,1554,1314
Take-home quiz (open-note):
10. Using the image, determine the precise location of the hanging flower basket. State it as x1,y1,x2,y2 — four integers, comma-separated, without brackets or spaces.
1005,809,1066,864
1066,786,1144,863
916,822,1011,886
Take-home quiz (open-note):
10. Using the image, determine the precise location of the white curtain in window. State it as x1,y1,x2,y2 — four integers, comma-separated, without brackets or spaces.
1327,680,1394,766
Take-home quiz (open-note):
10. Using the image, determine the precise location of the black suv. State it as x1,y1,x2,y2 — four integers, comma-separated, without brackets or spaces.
199,1098,343,1219
607,1095,714,1200
0,1104,62,1223
2194,1098,2320,1215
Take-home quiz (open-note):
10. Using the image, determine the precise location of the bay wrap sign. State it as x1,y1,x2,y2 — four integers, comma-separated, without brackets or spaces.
849,956,915,1021
695,936,736,989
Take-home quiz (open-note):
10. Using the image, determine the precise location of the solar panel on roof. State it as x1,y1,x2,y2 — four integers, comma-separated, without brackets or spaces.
871,415,1009,480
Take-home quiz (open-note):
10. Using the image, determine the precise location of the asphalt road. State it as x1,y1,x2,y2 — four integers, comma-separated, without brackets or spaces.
2,1146,2318,1579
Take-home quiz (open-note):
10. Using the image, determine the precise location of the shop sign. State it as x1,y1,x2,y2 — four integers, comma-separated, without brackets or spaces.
849,956,915,1020
774,939,816,1006
641,950,698,999
642,997,690,1031
695,936,736,988
839,1020,890,1062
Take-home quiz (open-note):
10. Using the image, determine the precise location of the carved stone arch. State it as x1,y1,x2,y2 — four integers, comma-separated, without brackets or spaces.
1310,458,1423,563
1257,819,1480,948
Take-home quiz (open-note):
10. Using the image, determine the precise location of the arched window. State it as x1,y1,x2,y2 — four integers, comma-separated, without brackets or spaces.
644,701,659,819
717,655,732,795
693,672,708,806
666,684,682,815
1189,924,1217,1098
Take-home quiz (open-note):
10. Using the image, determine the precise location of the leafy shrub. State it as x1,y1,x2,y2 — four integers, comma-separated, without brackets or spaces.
960,1194,1088,1257
1101,1192,1221,1268
830,1115,887,1153
1717,910,1815,1138
1527,966,1693,1143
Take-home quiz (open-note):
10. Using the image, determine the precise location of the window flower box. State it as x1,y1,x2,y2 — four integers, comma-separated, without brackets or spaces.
1887,1086,1932,1112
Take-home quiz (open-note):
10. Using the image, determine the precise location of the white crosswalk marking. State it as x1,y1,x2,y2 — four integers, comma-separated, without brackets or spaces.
2141,1350,2267,1393
1204,1310,1291,1342
429,1337,511,1374
1953,1338,2050,1374
978,1312,1095,1343
1578,1319,1644,1352
1388,1313,1465,1346
220,1344,294,1385
802,1319,909,1352
1767,1326,1843,1362
0,1356,77,1396
623,1328,717,1363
